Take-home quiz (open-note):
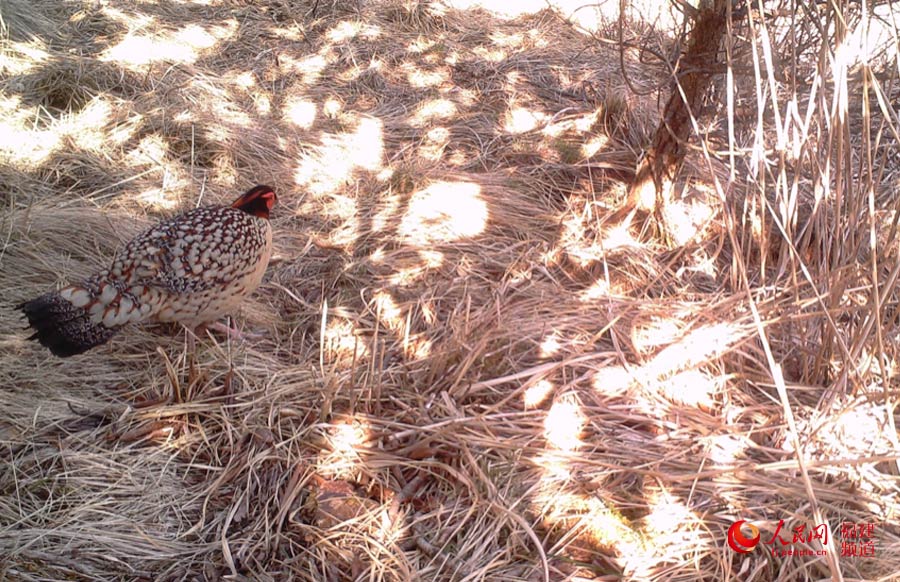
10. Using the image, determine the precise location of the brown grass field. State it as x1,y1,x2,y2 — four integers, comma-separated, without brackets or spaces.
2,0,900,580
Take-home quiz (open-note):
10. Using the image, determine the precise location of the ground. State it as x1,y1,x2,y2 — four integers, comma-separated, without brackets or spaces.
1,0,899,580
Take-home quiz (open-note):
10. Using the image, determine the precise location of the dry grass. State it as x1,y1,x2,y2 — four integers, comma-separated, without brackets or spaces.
1,0,900,580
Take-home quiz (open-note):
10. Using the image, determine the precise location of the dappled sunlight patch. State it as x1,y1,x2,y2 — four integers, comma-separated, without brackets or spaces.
630,486,707,576
278,50,332,86
532,484,644,555
373,290,404,332
203,123,232,145
125,133,169,168
284,97,317,129
323,97,343,118
662,197,716,246
786,400,896,466
540,108,597,138
404,336,432,360
418,126,450,160
102,21,237,69
375,167,394,182
211,99,252,128
419,249,444,268
318,419,372,479
316,192,358,221
524,378,555,408
535,329,596,360
404,63,450,88
131,167,190,209
580,501,644,558
64,98,115,151
253,93,271,115
384,250,445,286
553,193,644,268
592,366,634,397
532,450,573,480
676,247,717,283
504,106,546,134
558,228,603,267
297,53,330,84
472,45,507,62
591,356,722,416
824,403,894,456
326,20,381,43
540,246,563,267
591,322,742,416
228,70,256,89
626,389,672,421
644,322,743,380
491,31,525,48
406,37,436,53
446,0,609,24
656,369,719,410
210,154,239,186
447,150,468,166
707,434,750,466
387,267,423,287
337,59,380,83
774,399,900,518
295,116,384,196
2,40,50,75
581,134,610,159
323,317,370,365
369,193,402,233
539,333,562,359
267,25,304,43
632,316,683,355
98,5,154,28
306,193,359,247
0,96,136,168
600,221,640,251
533,478,701,579
411,98,457,126
0,121,57,167
398,181,488,245
389,264,430,286
544,395,585,451
579,278,610,301
643,488,696,538
136,187,181,210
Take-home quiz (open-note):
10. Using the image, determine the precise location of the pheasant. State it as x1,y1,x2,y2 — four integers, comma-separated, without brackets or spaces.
19,185,277,357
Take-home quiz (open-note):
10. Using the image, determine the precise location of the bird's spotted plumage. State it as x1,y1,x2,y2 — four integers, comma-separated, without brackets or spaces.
20,185,277,357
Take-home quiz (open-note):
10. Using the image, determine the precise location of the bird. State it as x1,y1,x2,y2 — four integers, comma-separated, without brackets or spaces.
19,185,277,357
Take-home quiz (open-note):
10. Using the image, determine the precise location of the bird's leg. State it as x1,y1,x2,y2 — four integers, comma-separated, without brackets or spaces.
186,327,197,353
208,318,266,340
183,325,201,386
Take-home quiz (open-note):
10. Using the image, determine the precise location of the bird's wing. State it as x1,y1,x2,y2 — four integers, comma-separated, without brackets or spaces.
116,208,239,295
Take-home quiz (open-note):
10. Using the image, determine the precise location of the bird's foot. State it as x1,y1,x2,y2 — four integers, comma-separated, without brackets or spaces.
207,320,266,341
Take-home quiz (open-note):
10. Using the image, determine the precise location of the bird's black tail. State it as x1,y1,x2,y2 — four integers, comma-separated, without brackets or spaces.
19,292,117,357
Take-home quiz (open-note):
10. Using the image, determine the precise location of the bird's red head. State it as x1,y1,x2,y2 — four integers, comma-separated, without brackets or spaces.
232,185,277,219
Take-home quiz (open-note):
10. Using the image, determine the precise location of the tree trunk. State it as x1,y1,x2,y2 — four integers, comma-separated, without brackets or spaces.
625,0,728,218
